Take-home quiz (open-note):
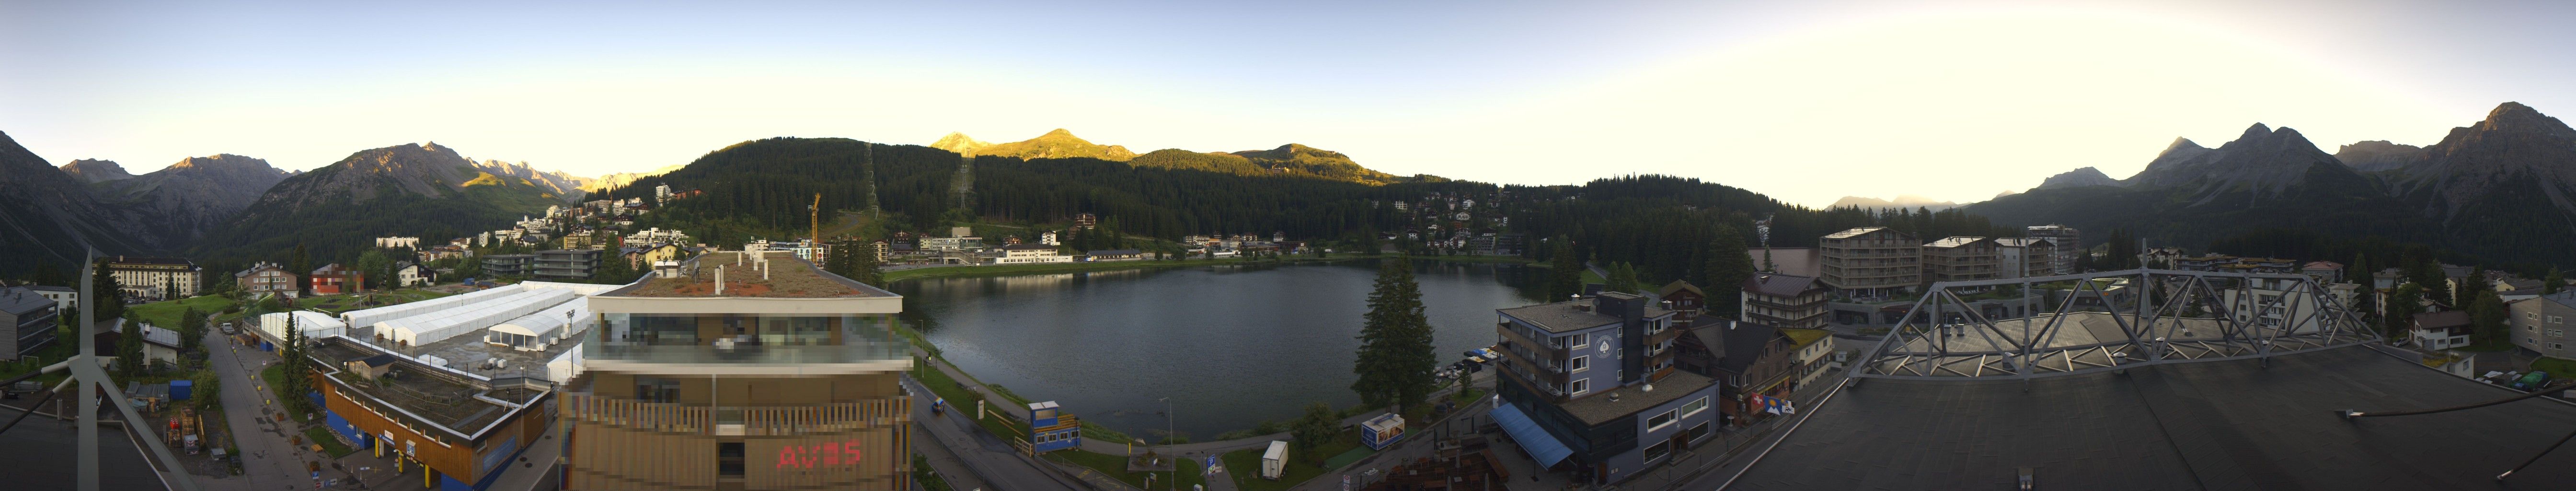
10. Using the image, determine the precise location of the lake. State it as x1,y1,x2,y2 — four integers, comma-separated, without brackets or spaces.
890,259,1547,440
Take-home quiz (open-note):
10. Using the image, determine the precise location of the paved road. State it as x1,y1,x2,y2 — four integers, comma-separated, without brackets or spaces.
903,375,1103,491
199,327,328,491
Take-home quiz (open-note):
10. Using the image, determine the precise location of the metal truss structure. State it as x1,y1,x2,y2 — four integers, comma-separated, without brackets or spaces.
1854,269,2378,380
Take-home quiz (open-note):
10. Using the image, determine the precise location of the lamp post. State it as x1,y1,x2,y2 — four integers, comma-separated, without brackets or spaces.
1160,396,1175,491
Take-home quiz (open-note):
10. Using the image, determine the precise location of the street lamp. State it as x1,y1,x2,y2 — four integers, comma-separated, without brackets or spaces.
1159,396,1175,491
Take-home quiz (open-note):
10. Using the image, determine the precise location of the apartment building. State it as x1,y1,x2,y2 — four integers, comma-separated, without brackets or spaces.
563,251,912,490
1740,273,1828,330
103,256,202,300
1817,227,1920,297
2512,291,2576,359
992,244,1071,264
2025,224,2080,274
1490,292,1715,485
1920,236,2001,286
483,254,537,278
536,249,603,280
1994,237,2056,278
0,286,59,361
236,261,300,298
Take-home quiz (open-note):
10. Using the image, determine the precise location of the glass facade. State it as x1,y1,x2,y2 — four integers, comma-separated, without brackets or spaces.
586,314,905,365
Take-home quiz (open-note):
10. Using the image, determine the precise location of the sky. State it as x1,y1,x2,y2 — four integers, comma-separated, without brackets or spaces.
5,0,2574,207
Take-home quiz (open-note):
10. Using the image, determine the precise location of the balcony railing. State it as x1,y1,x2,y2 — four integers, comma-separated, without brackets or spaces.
1495,324,1568,360
560,393,908,436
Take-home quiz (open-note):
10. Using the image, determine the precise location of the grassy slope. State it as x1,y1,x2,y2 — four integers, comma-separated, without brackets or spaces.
125,295,235,328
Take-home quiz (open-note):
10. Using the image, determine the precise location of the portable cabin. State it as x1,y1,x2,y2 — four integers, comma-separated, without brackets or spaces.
1261,440,1288,479
1360,413,1405,450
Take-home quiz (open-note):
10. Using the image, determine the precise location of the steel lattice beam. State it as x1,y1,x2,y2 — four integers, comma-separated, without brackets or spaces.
1853,269,2379,380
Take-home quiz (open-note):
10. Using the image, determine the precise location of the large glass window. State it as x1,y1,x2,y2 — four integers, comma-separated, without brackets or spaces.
636,377,681,403
758,316,834,345
1680,396,1710,418
1647,409,1677,432
1642,439,1670,463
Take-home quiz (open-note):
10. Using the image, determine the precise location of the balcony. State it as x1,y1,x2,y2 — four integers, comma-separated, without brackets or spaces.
1493,345,1569,387
583,327,909,374
559,393,908,436
1495,323,1569,360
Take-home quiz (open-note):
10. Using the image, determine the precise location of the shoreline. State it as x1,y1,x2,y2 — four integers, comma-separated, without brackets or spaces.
879,253,1536,283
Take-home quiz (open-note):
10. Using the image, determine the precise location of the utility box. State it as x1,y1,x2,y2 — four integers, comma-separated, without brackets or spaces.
1360,413,1405,450
1261,440,1288,479
169,380,193,401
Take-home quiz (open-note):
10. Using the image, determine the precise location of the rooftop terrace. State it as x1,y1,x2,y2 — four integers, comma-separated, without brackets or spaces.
605,251,892,298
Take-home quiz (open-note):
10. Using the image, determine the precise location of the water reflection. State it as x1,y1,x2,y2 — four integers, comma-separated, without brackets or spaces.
890,259,1542,438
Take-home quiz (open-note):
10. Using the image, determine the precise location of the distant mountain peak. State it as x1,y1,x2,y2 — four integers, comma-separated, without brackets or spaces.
946,129,1136,161
59,159,135,183
2240,123,2273,140
2035,166,2119,189
2334,140,2426,172
2474,101,2576,139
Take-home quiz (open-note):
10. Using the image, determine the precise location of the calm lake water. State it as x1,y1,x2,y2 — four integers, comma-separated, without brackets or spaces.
890,259,1546,440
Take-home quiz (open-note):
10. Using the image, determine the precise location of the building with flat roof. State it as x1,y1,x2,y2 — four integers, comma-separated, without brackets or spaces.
483,254,536,278
1719,345,2576,489
1491,292,1717,485
0,286,60,361
1817,228,1918,297
1920,236,2000,286
562,251,912,490
2024,224,2079,274
535,249,603,280
1993,237,2056,279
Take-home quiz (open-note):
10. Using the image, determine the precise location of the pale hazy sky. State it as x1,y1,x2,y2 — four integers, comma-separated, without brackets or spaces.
6,0,2573,207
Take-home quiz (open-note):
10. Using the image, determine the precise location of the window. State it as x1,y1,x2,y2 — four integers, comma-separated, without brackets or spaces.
1567,333,1587,348
2553,316,2564,324
1570,356,1589,373
1647,409,1677,432
718,442,745,477
636,377,681,403
1686,421,1712,442
1680,397,1710,418
2530,313,2542,321
1570,379,1590,396
2554,342,2566,350
2555,329,2568,338
1642,439,1671,463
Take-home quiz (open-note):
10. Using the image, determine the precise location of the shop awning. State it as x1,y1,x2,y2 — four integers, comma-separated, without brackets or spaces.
1488,403,1575,468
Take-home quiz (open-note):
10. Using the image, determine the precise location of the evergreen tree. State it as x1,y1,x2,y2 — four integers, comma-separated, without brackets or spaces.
2461,266,2489,307
1548,237,1582,302
291,244,312,297
89,259,125,323
2549,269,2565,295
280,315,313,414
1704,224,1755,319
179,307,204,355
1351,259,1437,412
2470,288,2507,346
1606,262,1637,294
2385,283,2425,340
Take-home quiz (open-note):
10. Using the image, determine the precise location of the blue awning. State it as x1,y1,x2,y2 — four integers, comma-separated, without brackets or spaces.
1489,403,1575,468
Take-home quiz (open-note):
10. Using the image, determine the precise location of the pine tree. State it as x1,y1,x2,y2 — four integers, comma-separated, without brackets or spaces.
2470,288,2507,346
1548,237,1582,302
280,315,313,414
291,244,312,297
2386,283,2425,340
89,259,125,323
1351,259,1437,411
179,307,204,355
1606,262,1637,294
2549,269,2564,295
1704,224,1755,319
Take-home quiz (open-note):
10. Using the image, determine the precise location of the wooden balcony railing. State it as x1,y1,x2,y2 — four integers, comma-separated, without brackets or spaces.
559,393,909,436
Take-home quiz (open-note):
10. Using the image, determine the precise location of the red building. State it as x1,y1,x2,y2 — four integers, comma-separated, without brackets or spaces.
309,264,366,295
